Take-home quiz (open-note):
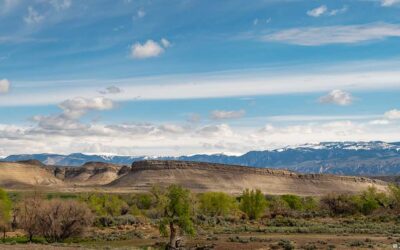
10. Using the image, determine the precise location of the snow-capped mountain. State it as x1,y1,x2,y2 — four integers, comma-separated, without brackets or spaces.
2,141,400,176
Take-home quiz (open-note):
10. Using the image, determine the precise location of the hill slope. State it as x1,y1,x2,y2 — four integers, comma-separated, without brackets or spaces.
0,162,63,188
108,160,387,195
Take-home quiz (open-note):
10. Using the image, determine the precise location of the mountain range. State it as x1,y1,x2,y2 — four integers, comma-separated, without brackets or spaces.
3,141,400,176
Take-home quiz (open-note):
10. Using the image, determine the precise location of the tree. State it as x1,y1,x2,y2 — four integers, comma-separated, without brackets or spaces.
15,193,42,242
155,185,194,249
37,199,93,242
388,184,400,211
82,194,128,217
199,192,237,217
239,189,267,220
0,188,12,239
281,195,303,211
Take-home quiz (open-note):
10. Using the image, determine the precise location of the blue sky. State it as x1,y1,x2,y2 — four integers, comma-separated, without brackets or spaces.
1,0,400,156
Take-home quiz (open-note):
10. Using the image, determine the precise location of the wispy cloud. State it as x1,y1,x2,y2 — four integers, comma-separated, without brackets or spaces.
211,109,246,120
0,79,10,94
2,61,400,106
24,6,45,24
307,5,347,17
307,5,327,17
381,0,400,6
318,90,354,106
262,23,400,46
99,86,122,95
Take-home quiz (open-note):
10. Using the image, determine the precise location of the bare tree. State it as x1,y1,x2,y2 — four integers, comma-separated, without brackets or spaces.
37,199,93,242
15,193,42,242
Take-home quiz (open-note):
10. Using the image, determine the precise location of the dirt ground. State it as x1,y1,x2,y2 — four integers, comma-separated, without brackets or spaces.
30,233,396,249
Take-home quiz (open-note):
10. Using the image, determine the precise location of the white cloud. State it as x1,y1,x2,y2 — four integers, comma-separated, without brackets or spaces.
59,97,113,119
262,23,400,46
381,0,400,6
211,109,246,120
0,79,10,94
370,119,390,125
2,60,400,106
307,5,327,17
307,5,347,17
328,6,348,16
130,40,165,59
384,109,400,120
24,6,45,24
137,9,146,18
161,38,171,48
319,90,353,106
48,0,72,10
99,86,122,95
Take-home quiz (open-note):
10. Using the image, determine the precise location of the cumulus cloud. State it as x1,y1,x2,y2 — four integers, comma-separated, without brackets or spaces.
262,23,400,46
59,97,114,119
384,109,400,120
24,6,45,24
307,5,347,17
130,39,170,59
211,109,246,120
318,90,353,106
0,79,10,94
381,0,400,6
99,86,122,95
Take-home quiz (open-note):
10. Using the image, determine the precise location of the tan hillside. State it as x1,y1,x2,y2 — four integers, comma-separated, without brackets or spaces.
0,162,63,188
58,162,127,186
108,160,387,195
0,160,388,195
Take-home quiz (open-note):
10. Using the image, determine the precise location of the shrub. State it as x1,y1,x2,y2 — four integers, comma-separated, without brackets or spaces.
82,194,128,217
268,196,290,217
37,199,93,242
320,194,359,216
15,193,43,241
199,192,237,217
239,189,267,220
281,195,303,211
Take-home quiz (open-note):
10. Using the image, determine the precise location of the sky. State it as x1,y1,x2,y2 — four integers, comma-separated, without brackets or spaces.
1,0,400,156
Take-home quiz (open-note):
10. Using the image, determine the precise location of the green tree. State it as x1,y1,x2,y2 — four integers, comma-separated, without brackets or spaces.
0,188,12,239
156,185,195,249
388,184,400,211
82,194,128,216
281,195,303,211
239,189,267,220
199,192,237,217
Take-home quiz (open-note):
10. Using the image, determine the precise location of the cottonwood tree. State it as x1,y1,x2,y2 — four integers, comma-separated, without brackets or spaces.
239,189,267,220
153,185,194,249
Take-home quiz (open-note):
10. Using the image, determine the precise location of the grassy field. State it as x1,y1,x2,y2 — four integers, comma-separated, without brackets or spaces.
1,185,400,249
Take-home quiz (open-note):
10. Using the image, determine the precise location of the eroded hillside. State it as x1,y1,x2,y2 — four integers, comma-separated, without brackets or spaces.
0,160,387,195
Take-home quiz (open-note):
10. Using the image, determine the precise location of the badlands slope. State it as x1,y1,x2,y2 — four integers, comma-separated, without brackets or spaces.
0,160,387,195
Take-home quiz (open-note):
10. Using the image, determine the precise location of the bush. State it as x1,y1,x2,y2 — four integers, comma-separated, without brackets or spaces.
37,199,93,242
239,189,267,220
199,192,237,217
82,194,128,217
268,196,290,217
281,195,303,211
